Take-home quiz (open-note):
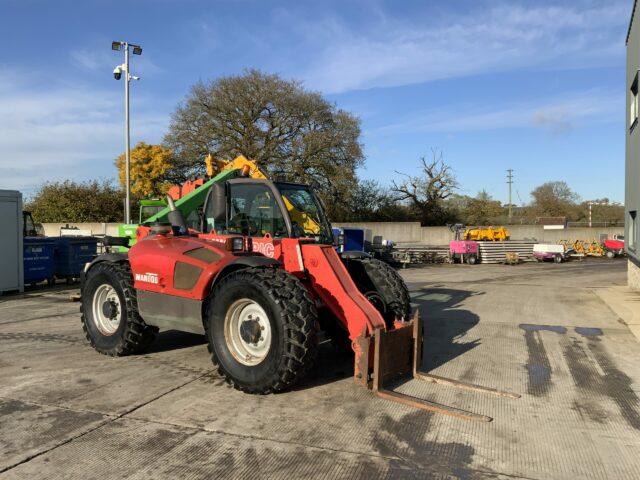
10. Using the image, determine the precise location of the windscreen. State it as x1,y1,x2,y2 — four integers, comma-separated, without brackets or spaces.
277,184,333,244
140,205,165,223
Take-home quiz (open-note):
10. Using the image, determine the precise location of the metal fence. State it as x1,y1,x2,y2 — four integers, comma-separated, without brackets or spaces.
566,221,625,228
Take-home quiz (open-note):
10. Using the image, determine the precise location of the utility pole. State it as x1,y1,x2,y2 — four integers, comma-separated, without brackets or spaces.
506,169,514,221
112,41,142,224
587,201,608,228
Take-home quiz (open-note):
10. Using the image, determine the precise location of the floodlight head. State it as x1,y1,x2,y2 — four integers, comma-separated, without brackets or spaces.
112,41,122,51
132,45,142,55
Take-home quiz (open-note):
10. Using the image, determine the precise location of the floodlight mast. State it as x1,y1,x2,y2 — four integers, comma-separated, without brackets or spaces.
112,40,142,224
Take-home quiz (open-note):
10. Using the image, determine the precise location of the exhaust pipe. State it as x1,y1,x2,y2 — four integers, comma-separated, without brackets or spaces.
166,195,187,232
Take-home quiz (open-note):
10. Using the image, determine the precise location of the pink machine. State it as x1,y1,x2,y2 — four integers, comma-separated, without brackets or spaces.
450,240,479,264
448,224,479,265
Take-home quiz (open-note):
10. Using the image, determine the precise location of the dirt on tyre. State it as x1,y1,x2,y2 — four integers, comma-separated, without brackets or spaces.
205,267,318,394
344,257,411,326
81,262,157,356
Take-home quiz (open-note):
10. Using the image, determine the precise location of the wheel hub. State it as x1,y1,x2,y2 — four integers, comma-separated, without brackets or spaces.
224,299,271,366
365,291,386,313
101,300,118,319
91,284,122,336
240,318,262,344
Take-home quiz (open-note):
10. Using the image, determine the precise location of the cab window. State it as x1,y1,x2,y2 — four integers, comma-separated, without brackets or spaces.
227,184,287,237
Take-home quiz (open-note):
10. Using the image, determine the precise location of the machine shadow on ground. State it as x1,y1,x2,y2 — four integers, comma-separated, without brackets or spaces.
411,287,482,373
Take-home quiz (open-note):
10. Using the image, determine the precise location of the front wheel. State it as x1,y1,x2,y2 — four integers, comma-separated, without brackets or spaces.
606,250,615,259
344,258,411,325
554,254,563,263
205,267,318,394
467,255,478,265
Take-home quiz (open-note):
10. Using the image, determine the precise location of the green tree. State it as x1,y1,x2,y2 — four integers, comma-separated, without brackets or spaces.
464,190,504,225
530,181,579,218
115,142,174,197
164,69,364,211
26,180,124,223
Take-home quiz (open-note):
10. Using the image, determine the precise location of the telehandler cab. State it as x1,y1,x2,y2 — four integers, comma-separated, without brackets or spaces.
81,170,518,420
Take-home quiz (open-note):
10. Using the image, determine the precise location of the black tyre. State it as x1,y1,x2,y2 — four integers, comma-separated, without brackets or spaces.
606,250,615,259
205,267,318,394
467,255,478,265
344,258,411,326
80,262,157,356
554,254,563,263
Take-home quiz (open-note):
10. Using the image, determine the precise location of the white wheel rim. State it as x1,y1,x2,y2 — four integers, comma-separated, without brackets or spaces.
224,299,272,366
92,284,122,335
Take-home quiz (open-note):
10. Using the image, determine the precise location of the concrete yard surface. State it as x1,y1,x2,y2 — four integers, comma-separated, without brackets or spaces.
0,259,638,479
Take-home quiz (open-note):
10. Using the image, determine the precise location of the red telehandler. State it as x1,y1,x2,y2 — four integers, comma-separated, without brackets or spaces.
81,167,517,421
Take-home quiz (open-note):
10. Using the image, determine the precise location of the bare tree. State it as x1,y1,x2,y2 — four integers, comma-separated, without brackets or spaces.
391,149,459,225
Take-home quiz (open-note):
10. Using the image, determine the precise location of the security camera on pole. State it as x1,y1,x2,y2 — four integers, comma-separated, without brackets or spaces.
112,41,142,224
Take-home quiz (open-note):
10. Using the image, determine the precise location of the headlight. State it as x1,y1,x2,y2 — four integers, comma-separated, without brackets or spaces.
225,237,245,252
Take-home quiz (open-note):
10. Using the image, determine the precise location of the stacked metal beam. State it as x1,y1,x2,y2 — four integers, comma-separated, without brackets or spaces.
477,241,536,264
391,244,449,267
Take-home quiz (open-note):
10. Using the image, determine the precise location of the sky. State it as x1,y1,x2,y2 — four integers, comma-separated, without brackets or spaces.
0,0,632,204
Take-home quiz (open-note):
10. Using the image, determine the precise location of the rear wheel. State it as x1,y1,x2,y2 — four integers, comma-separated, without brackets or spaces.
205,267,318,394
80,262,157,356
467,254,478,265
606,250,615,259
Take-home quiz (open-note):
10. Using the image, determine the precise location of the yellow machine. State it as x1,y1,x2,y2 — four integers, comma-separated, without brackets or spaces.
464,226,510,242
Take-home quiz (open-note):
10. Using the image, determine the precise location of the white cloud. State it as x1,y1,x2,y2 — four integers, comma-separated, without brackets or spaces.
376,89,621,134
292,1,628,93
0,74,168,193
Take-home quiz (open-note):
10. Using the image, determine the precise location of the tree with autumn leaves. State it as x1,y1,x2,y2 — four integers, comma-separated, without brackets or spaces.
115,142,174,197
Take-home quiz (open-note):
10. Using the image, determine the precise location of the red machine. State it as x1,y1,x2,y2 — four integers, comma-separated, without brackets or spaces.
81,175,517,420
603,237,625,259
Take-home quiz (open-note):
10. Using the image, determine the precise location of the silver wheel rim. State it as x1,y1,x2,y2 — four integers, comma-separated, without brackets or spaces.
92,284,122,336
224,299,272,366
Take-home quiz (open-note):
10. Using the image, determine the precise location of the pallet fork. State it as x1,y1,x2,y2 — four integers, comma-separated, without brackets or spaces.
354,312,520,422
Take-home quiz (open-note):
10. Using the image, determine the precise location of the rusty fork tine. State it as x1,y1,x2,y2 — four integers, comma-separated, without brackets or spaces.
374,388,492,422
413,372,521,399
373,325,493,422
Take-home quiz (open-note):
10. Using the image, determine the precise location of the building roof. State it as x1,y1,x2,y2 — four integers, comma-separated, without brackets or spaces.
628,0,638,45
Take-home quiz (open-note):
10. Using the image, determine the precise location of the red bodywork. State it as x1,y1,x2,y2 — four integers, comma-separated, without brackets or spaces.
167,178,205,200
603,239,624,252
131,228,387,342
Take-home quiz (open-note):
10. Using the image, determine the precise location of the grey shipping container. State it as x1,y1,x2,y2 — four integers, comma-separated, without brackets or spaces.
0,190,24,294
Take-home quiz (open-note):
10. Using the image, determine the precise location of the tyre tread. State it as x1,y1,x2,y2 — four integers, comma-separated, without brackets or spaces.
204,267,318,394
80,262,157,356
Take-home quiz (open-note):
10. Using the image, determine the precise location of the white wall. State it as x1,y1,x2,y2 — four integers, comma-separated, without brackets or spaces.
42,223,120,237
333,222,625,245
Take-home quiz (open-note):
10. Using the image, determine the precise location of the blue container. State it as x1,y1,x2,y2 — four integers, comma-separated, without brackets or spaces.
332,227,365,253
54,236,98,279
23,237,56,284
